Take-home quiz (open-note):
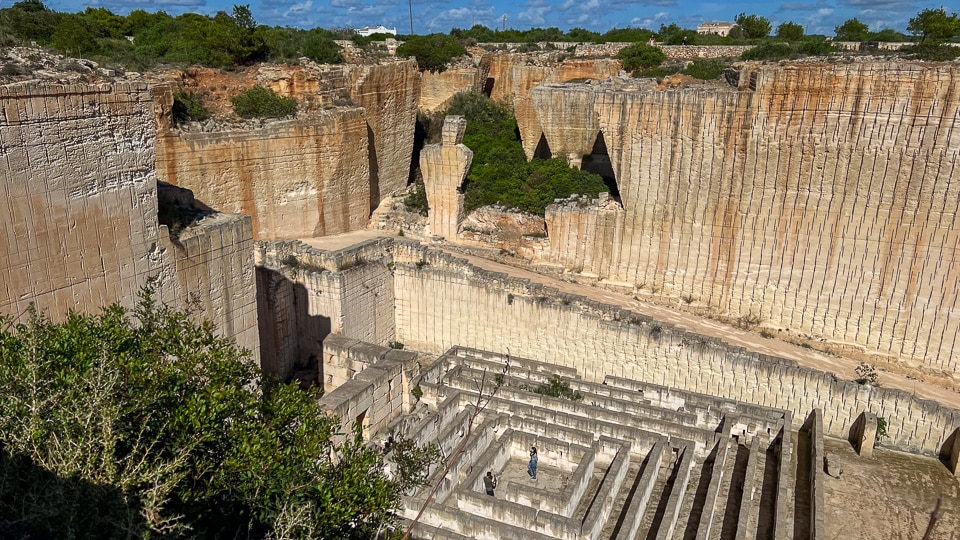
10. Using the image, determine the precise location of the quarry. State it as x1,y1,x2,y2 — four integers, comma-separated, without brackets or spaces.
2,42,960,539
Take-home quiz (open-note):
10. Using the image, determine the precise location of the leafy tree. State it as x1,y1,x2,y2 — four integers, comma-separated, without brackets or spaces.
907,8,960,43
615,43,667,72
776,21,804,41
733,13,771,39
231,86,297,118
50,15,104,56
232,3,256,31
11,0,46,12
870,28,908,42
396,33,467,72
0,283,440,538
834,18,869,41
439,92,608,215
533,375,584,401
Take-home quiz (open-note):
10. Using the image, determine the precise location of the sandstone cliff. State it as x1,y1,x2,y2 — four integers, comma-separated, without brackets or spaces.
524,62,960,372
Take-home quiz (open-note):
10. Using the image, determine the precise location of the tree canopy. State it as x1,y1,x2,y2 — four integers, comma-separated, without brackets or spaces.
776,21,804,41
834,18,870,41
907,8,960,43
395,33,467,72
733,13,772,39
424,92,608,215
0,282,439,538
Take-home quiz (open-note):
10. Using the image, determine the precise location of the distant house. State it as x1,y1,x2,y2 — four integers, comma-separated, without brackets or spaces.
355,25,398,37
697,22,735,37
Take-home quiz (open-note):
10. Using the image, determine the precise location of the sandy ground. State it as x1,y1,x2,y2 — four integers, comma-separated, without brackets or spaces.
301,231,960,410
823,438,960,540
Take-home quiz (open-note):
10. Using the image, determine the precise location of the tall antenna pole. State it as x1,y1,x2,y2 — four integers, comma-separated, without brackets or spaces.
408,0,414,35
502,14,506,31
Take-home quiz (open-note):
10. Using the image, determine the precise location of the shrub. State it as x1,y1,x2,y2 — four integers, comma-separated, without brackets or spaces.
615,43,666,72
388,341,404,350
404,179,429,216
776,21,804,41
172,90,210,124
741,42,793,60
396,33,467,72
532,375,583,401
231,86,296,119
682,58,728,80
797,40,834,56
903,43,960,61
854,362,880,386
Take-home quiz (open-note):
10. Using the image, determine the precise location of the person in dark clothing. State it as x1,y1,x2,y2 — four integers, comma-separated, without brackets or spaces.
528,446,538,480
483,471,497,496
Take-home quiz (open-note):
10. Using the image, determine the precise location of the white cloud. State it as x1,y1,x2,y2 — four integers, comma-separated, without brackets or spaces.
285,0,312,17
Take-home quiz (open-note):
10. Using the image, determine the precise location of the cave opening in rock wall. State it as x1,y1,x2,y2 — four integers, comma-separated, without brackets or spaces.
580,131,620,203
533,132,552,160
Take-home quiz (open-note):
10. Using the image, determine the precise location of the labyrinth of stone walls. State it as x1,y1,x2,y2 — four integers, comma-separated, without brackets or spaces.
0,83,259,361
387,241,959,456
526,62,960,372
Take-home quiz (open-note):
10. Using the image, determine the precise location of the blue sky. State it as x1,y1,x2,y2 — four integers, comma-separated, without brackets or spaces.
16,0,948,36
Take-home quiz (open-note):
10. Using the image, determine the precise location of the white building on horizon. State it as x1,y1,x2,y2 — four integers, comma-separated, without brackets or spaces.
355,25,398,37
697,22,735,36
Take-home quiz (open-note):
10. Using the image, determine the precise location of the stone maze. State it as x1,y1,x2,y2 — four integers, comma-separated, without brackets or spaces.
322,336,828,540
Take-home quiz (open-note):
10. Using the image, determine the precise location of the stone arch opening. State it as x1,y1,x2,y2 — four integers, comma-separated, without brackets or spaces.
581,131,620,203
533,133,552,160
482,77,495,97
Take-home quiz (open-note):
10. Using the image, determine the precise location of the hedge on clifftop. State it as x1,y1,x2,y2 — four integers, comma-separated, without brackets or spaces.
395,33,467,73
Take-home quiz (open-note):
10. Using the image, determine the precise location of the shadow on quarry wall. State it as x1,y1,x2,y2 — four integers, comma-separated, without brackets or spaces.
367,124,381,215
256,266,330,384
157,181,216,243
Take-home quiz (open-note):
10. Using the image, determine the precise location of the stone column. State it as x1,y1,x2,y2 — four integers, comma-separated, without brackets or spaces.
849,411,878,457
420,116,473,240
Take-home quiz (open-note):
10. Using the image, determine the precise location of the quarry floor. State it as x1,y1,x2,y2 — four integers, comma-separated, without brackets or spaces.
822,438,960,540
301,231,960,410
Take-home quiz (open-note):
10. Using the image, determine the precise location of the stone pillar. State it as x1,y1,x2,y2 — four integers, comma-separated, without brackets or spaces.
420,116,473,240
849,411,878,457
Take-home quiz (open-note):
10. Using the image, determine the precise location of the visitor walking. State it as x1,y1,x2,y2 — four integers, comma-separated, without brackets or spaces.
483,471,498,496
528,446,538,480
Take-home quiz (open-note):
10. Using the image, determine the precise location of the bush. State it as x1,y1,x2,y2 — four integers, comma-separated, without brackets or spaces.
855,362,880,386
797,40,834,56
172,90,209,124
903,43,960,61
0,283,441,538
231,86,296,118
682,58,728,79
404,179,429,216
533,375,583,401
615,43,666,72
395,33,467,72
741,42,793,60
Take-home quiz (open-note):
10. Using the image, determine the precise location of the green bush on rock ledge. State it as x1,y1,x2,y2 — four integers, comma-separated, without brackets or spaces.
231,86,297,119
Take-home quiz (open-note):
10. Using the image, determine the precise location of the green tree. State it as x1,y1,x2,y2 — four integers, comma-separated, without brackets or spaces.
11,0,47,12
907,8,960,43
834,18,869,41
50,15,101,56
615,43,667,72
733,13,772,39
396,33,467,72
232,3,256,31
0,283,440,538
776,21,804,41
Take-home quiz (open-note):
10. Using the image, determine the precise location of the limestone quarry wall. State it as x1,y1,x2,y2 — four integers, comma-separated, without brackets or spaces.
0,83,259,362
255,239,396,380
389,242,959,456
156,106,371,240
527,62,960,372
156,61,419,240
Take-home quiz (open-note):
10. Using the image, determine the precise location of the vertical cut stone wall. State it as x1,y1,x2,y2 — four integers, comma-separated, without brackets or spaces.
528,62,960,371
0,83,259,363
389,241,959,456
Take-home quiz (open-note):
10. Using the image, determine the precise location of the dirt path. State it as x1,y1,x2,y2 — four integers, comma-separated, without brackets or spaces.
301,232,960,410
